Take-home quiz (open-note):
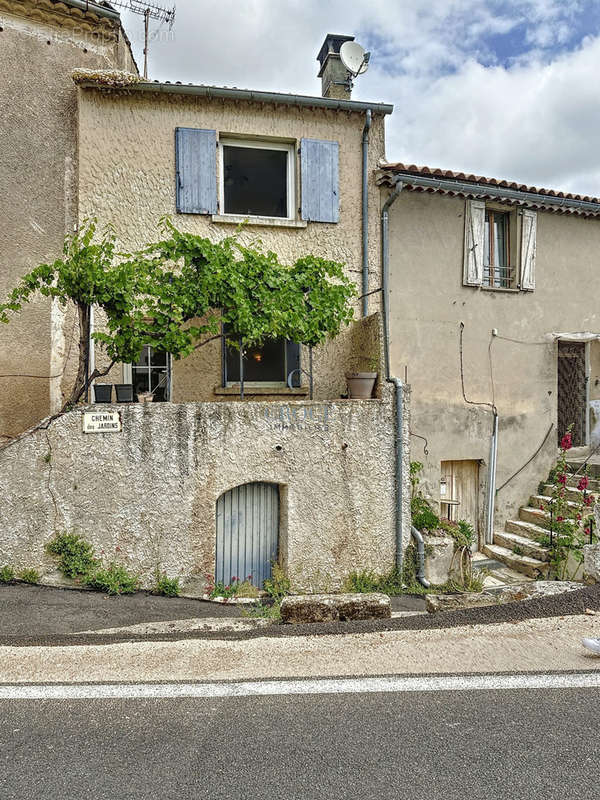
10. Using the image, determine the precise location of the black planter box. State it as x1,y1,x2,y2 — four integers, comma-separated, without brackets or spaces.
93,384,112,403
115,384,134,403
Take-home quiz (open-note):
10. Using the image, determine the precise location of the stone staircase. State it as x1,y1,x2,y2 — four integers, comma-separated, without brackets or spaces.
481,468,600,582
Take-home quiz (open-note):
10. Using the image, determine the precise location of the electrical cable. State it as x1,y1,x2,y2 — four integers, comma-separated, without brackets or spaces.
459,322,496,414
495,423,555,494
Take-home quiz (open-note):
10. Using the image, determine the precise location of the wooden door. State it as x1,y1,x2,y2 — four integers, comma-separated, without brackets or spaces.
440,460,480,538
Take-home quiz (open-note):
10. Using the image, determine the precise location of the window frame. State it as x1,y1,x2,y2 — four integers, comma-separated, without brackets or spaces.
218,137,296,221
222,335,289,388
483,207,516,289
123,347,172,401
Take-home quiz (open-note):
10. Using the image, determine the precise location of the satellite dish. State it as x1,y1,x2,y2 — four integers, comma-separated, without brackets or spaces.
340,41,370,77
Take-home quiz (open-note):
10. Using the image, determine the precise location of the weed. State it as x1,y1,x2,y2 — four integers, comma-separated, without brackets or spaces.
209,580,241,600
0,565,15,584
43,452,51,464
19,568,40,584
234,580,260,598
46,532,98,579
84,563,139,595
263,563,291,601
153,571,181,598
512,544,525,557
243,600,282,620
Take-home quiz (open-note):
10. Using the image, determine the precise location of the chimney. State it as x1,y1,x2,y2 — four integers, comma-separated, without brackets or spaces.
317,34,355,100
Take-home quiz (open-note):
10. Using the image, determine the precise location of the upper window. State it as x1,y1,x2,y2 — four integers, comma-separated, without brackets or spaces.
220,140,293,219
483,209,513,288
463,199,536,291
175,128,339,223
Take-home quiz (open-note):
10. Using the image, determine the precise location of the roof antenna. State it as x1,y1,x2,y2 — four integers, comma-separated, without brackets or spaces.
109,2,176,79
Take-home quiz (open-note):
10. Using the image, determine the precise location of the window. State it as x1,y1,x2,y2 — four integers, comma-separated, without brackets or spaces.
175,128,340,223
483,209,512,288
463,200,536,291
222,329,300,387
127,346,170,401
219,139,294,219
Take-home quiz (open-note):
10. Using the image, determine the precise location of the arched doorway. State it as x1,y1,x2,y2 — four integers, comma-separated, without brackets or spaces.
215,482,280,589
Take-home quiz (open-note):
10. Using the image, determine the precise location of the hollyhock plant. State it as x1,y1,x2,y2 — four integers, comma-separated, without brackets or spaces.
578,476,589,492
560,432,573,451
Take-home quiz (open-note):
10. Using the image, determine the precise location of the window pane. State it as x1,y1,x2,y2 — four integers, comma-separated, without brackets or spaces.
483,215,490,267
135,345,150,367
494,214,508,266
227,338,286,382
151,348,167,367
151,369,168,401
223,146,288,218
132,370,149,394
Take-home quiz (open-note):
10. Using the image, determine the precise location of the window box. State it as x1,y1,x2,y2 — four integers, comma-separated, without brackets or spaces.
93,384,112,403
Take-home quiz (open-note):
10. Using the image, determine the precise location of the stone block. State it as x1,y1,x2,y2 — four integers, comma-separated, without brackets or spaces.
584,543,600,583
280,592,391,624
423,532,455,585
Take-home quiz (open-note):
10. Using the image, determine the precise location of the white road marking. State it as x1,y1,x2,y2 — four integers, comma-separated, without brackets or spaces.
1,672,600,700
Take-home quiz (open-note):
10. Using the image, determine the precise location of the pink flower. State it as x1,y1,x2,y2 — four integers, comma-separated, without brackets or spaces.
557,516,564,522
539,503,545,511
578,476,589,491
577,514,582,521
584,494,595,506
560,433,573,451
557,474,567,486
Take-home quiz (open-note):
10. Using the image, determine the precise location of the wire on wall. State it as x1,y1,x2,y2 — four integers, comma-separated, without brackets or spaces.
459,322,496,414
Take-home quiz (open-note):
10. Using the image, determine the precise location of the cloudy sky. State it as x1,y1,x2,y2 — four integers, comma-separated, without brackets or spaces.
119,0,600,195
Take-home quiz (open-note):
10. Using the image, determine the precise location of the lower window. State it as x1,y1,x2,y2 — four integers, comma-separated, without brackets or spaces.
223,331,300,387
129,345,170,401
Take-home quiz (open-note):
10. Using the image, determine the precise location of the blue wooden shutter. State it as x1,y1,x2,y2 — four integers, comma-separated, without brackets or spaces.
286,341,301,387
175,127,217,214
300,138,339,223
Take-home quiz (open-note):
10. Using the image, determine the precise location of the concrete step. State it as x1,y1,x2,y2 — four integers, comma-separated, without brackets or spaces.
564,473,600,492
481,544,550,578
541,484,587,503
519,506,553,530
505,517,551,541
493,530,551,562
530,494,580,511
567,463,600,479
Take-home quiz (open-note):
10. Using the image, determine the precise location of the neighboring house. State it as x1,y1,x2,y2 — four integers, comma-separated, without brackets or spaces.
0,35,411,594
379,162,600,571
0,0,137,442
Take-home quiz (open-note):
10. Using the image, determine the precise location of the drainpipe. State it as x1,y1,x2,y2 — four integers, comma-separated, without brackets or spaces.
361,109,372,317
381,180,405,572
486,410,499,544
411,526,431,588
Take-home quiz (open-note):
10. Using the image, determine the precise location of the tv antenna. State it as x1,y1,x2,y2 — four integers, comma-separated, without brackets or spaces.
109,2,176,79
339,40,370,90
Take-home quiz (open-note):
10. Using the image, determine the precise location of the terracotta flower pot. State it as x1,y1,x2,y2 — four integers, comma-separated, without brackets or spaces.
346,372,377,399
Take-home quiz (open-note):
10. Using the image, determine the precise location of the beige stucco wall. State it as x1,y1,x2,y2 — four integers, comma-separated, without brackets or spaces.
0,384,409,593
0,0,136,441
76,85,386,401
387,190,600,537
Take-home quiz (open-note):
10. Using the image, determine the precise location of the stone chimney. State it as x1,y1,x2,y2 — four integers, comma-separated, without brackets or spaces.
317,34,355,100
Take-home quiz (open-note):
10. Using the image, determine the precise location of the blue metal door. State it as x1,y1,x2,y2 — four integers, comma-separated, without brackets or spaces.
215,482,279,589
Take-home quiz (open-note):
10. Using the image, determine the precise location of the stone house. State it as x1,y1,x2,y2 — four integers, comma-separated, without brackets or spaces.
379,162,600,576
0,0,137,442
0,30,412,594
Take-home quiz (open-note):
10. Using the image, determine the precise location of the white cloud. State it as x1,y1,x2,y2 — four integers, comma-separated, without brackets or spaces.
119,0,600,194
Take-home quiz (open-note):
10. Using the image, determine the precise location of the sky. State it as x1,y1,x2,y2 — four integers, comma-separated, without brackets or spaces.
117,0,600,196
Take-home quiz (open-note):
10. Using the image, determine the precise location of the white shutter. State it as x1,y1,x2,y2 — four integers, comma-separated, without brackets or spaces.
463,199,485,286
520,209,537,290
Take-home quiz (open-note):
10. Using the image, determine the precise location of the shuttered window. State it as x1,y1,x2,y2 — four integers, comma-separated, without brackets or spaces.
463,199,485,286
175,127,217,214
300,138,339,223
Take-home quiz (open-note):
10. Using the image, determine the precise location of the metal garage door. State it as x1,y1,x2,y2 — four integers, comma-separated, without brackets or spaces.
215,482,279,589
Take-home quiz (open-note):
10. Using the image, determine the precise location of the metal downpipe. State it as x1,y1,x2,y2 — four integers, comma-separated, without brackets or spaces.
411,526,431,588
486,410,499,544
361,109,372,317
381,180,405,572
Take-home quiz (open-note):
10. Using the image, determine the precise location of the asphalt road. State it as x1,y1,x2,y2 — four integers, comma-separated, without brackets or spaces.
1,685,598,799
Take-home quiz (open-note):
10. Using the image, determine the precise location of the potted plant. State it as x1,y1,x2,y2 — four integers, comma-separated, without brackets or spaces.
115,384,134,403
137,391,154,404
93,384,112,403
346,356,378,399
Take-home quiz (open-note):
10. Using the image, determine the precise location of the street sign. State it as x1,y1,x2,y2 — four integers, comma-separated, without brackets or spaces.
82,411,122,434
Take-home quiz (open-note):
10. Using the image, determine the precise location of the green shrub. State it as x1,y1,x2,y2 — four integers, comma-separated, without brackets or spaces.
84,563,139,595
0,565,15,584
411,496,440,532
18,568,40,585
46,532,98,579
154,572,181,598
343,569,380,593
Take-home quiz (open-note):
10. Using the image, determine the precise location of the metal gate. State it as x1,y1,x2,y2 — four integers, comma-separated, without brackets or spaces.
557,341,587,446
215,482,279,589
